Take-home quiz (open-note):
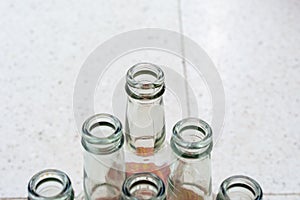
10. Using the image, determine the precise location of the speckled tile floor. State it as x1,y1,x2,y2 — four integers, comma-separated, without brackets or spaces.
0,0,299,198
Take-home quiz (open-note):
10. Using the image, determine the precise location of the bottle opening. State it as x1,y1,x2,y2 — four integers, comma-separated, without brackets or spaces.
130,180,158,199
89,120,117,139
81,113,124,154
171,118,213,158
122,172,165,199
127,63,164,88
83,113,122,141
28,169,73,200
132,69,160,86
177,125,207,143
219,175,263,200
35,178,64,197
126,63,165,99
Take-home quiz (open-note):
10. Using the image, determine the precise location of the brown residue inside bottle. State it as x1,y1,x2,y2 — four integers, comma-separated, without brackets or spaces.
136,147,154,156
168,186,204,200
126,162,170,183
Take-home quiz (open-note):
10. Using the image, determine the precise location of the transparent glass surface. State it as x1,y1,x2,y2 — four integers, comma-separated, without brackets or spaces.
125,142,172,185
28,169,74,200
216,175,263,200
124,63,172,184
121,172,166,200
167,118,213,200
125,63,166,152
82,114,126,200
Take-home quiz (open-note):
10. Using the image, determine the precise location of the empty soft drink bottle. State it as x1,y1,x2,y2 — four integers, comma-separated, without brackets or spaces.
124,63,170,183
81,113,126,200
167,118,213,200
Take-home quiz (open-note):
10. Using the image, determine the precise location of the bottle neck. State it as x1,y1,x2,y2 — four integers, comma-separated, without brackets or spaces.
28,169,74,200
217,175,263,200
81,113,124,155
170,118,213,159
121,173,166,200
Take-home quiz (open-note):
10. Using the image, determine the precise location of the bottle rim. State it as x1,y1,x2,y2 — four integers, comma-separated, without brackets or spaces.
171,118,213,158
28,169,74,200
81,113,124,154
122,172,166,199
126,62,165,88
219,175,263,200
125,62,165,100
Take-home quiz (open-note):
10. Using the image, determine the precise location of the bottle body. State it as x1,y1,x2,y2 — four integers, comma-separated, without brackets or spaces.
125,143,171,184
167,118,213,200
121,172,166,200
81,114,125,200
216,175,263,200
167,155,211,200
125,96,165,152
28,169,74,200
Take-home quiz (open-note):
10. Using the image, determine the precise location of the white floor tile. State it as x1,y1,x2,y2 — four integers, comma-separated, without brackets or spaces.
181,0,300,193
0,0,180,196
263,195,300,200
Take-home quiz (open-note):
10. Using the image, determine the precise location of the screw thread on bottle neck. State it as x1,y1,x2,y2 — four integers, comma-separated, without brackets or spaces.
125,62,165,100
81,113,124,155
171,118,213,158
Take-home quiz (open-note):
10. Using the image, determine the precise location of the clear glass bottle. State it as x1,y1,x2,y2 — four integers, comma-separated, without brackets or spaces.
124,63,170,183
167,118,213,200
121,172,166,200
28,169,74,200
216,175,263,200
81,113,125,200
125,62,166,154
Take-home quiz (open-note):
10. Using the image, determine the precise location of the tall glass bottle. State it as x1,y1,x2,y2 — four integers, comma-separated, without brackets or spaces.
28,169,74,200
125,63,170,183
81,113,125,200
121,172,166,200
216,175,263,200
167,118,213,200
125,62,166,153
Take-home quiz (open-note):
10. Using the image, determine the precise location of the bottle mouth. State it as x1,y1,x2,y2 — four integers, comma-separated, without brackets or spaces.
122,172,166,199
28,169,74,200
125,63,165,100
219,175,263,200
81,113,124,154
171,118,213,158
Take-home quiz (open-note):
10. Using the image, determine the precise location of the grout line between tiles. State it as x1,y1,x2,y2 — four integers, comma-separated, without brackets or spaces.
265,192,300,196
177,0,191,116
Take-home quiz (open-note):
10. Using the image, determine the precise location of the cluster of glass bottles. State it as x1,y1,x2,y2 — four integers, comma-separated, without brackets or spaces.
28,63,263,200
